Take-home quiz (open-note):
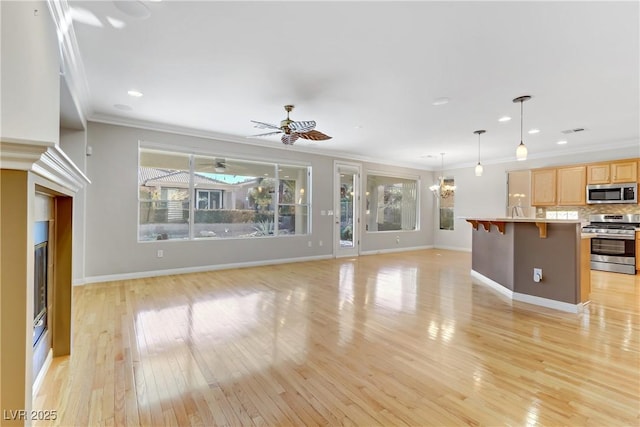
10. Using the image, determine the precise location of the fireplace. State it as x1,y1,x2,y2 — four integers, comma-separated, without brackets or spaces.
33,222,48,347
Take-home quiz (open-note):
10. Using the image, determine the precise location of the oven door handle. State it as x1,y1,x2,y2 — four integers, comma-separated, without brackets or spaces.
595,234,634,240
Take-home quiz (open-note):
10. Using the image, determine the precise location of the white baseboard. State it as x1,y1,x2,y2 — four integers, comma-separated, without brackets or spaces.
470,270,583,313
470,270,513,299
80,254,334,285
435,245,472,252
360,245,433,256
32,349,52,396
513,293,584,314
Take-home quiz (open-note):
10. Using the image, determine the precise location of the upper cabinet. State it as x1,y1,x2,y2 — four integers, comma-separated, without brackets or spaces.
586,163,610,184
587,160,637,184
533,158,638,206
557,166,586,205
532,169,557,206
611,161,637,183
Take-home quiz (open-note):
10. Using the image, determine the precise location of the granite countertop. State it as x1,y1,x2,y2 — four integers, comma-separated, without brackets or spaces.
464,217,582,224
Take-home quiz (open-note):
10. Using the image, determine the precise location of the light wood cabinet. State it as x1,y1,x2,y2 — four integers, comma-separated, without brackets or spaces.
611,161,637,183
587,163,610,184
532,169,556,206
557,166,586,205
587,160,637,184
636,231,640,271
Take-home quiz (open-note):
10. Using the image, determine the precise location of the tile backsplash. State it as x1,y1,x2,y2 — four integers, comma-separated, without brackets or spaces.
536,204,640,221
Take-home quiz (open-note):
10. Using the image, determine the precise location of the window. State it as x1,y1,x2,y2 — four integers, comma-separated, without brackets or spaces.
196,190,223,210
139,148,310,241
439,177,455,230
365,174,419,232
139,150,190,240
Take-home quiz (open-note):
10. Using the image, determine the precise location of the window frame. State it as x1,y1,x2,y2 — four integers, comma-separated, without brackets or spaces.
138,143,312,242
364,171,421,233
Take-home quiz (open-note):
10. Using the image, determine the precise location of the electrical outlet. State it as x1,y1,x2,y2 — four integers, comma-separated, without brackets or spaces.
533,268,542,282
157,249,163,258
308,241,312,247
319,240,323,247
396,236,400,244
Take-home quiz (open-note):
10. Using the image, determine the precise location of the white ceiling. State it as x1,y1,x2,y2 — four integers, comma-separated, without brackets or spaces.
64,0,640,170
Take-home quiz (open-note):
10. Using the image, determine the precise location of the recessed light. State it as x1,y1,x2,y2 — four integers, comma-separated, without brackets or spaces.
432,97,450,106
498,116,511,122
114,104,132,111
127,90,143,97
556,140,568,145
528,128,540,134
354,125,363,129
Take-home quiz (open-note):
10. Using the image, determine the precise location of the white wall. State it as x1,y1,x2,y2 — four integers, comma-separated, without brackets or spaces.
82,120,637,279
434,145,640,251
83,122,434,280
0,1,60,145
60,128,87,282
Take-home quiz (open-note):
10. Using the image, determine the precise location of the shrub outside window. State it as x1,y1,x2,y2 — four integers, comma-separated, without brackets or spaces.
366,174,419,232
139,148,310,241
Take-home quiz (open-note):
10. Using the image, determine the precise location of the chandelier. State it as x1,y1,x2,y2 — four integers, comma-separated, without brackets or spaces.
430,153,456,198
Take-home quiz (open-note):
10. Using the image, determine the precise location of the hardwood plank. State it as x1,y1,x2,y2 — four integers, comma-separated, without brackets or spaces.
33,249,640,425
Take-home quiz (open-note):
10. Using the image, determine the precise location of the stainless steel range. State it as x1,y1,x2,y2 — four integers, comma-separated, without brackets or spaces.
582,214,639,275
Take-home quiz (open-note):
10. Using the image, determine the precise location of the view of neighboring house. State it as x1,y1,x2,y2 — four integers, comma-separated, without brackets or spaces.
138,166,297,240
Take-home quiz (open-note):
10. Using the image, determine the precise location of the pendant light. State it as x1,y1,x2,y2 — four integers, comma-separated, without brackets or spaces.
473,130,485,176
513,95,532,161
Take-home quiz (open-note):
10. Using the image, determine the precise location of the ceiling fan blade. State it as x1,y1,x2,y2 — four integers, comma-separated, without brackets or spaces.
298,129,332,141
288,120,316,133
247,131,283,138
281,133,300,145
250,120,281,130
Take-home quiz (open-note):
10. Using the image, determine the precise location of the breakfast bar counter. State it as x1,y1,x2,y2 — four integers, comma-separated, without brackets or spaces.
465,218,590,313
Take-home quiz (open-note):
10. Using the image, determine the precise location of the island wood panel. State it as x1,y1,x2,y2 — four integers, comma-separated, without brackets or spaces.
636,231,640,271
580,238,591,302
32,250,640,426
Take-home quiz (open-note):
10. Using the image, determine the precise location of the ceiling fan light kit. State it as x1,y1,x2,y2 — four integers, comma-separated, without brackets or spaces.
250,105,332,146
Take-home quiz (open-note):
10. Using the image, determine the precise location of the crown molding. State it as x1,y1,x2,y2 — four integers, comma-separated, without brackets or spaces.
1,138,90,192
445,138,640,171
47,0,91,128
89,113,433,171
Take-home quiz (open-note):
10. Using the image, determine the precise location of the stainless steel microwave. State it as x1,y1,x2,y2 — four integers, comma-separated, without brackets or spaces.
587,183,637,204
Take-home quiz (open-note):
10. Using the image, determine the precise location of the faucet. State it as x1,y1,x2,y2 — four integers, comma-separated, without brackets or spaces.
510,205,524,218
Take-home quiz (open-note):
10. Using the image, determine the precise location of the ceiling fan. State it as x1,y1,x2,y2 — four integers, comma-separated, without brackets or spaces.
250,105,332,145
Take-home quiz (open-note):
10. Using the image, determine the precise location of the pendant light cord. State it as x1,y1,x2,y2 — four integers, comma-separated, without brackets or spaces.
477,134,481,162
520,100,524,143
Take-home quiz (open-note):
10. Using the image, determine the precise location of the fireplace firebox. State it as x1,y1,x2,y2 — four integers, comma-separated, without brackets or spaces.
33,221,48,347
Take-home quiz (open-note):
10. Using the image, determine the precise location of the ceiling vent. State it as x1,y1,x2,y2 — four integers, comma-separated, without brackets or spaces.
561,127,587,134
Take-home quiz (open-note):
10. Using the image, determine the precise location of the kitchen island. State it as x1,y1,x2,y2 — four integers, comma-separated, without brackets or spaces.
465,218,590,313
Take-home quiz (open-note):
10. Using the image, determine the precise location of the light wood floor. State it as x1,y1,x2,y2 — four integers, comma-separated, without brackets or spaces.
34,249,640,426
